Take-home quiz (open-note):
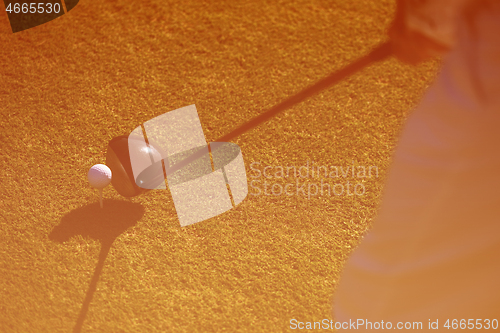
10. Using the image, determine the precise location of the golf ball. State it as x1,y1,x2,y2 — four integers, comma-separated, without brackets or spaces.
88,164,112,189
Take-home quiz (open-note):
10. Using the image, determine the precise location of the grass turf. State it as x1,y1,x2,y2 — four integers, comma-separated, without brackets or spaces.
0,0,439,331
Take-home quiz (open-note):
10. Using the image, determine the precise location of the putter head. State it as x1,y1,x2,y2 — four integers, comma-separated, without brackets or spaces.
106,135,165,197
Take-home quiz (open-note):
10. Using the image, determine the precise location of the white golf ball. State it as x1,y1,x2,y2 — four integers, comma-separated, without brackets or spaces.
88,164,112,189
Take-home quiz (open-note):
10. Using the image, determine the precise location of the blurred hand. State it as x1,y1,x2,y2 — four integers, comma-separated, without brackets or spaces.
389,0,451,65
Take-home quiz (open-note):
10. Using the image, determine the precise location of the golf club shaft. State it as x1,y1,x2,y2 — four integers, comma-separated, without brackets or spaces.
142,41,393,188
215,41,392,143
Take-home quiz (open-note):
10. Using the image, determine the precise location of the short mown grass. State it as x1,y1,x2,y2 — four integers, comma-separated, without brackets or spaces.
0,0,439,331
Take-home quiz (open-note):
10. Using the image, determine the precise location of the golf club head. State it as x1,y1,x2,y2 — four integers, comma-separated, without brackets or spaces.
106,135,165,197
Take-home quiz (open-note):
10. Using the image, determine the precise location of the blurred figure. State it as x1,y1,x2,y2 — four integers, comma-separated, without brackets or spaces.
333,0,500,330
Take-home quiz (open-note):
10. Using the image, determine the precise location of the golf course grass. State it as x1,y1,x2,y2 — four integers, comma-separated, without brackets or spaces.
0,0,440,331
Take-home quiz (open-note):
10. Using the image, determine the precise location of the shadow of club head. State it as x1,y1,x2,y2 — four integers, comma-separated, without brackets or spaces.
49,199,145,245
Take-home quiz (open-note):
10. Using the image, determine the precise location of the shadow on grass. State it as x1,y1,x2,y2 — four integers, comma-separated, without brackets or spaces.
49,199,145,333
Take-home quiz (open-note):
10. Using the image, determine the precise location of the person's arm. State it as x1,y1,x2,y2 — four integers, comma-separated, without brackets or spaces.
388,0,471,65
